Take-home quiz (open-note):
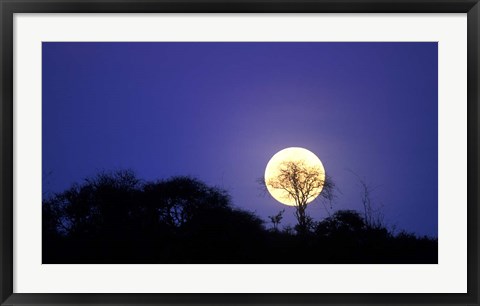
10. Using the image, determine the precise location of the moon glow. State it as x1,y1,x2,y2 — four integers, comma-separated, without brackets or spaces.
264,147,326,206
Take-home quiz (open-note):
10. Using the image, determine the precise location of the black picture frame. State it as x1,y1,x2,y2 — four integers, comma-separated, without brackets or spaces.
1,0,478,305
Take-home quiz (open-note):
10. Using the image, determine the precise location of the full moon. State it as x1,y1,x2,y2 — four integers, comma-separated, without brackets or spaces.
264,147,325,206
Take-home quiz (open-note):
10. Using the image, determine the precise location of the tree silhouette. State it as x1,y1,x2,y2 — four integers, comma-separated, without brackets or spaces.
268,209,285,231
143,176,231,228
265,160,334,234
42,171,268,263
348,170,384,229
43,170,437,264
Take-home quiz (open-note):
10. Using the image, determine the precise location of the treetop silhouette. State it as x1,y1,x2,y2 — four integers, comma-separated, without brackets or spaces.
43,170,437,264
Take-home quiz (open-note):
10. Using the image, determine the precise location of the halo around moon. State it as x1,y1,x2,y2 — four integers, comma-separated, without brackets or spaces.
264,147,325,206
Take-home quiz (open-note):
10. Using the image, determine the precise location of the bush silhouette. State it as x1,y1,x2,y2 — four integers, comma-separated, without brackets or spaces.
43,170,437,264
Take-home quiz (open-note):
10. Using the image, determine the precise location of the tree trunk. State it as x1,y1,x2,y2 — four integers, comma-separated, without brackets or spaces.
296,204,308,235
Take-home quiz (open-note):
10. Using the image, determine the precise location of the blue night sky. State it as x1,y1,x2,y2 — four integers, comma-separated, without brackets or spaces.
42,42,438,237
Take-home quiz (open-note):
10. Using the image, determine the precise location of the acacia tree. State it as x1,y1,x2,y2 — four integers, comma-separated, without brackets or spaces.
265,160,334,234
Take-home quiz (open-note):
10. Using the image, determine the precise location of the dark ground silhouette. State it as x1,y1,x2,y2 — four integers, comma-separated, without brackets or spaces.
43,170,437,264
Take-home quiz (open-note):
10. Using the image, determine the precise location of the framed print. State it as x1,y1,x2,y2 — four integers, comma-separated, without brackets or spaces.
1,0,479,305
